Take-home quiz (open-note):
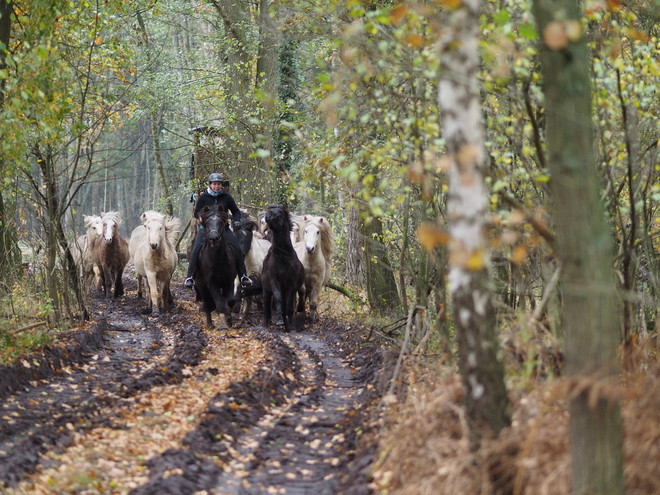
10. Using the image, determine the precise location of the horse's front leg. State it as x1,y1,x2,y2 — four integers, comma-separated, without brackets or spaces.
296,284,306,314
162,278,173,310
114,269,125,298
284,290,298,332
209,285,229,331
102,267,113,298
146,272,159,315
262,289,273,327
308,284,320,322
136,273,144,299
271,285,285,329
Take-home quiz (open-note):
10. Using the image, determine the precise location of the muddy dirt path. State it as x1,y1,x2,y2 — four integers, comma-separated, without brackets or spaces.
0,281,383,495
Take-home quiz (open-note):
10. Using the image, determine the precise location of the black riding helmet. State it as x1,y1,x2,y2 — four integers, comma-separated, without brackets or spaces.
208,172,223,183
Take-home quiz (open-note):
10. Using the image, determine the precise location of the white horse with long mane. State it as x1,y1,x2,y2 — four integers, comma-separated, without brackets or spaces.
294,215,335,321
71,215,104,290
129,210,181,315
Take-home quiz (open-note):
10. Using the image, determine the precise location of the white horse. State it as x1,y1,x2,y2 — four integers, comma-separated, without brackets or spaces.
294,215,335,321
233,215,271,317
71,215,104,290
129,210,181,315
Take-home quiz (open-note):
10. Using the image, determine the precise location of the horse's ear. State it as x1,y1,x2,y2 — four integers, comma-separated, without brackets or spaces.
141,212,147,223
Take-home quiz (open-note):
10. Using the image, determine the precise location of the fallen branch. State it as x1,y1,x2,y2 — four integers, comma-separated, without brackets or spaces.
327,282,362,303
9,320,49,336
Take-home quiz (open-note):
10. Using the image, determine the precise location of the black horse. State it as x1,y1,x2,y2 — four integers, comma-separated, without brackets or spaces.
194,204,238,330
261,204,305,332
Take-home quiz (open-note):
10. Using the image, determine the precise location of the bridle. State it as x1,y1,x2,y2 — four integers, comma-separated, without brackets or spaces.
203,213,224,242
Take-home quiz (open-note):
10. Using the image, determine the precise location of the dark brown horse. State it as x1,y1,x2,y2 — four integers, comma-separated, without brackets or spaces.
194,204,238,330
261,204,305,332
91,211,129,298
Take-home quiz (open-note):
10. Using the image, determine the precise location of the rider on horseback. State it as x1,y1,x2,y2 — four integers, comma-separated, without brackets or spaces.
184,172,252,288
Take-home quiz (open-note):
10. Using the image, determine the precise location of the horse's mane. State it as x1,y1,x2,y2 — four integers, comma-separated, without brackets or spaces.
303,215,335,259
141,210,181,244
238,216,259,233
163,216,181,244
265,204,294,233
141,210,166,223
84,215,102,228
101,211,122,225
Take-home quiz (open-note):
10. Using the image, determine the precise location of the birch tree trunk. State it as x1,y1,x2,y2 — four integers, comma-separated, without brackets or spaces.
532,0,625,492
438,0,510,443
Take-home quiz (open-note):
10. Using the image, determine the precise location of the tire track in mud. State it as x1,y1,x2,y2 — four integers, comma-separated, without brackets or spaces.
1,281,383,495
216,333,365,495
0,306,206,489
132,326,377,495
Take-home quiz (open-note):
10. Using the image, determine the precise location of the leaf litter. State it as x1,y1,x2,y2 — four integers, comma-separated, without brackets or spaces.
0,279,385,495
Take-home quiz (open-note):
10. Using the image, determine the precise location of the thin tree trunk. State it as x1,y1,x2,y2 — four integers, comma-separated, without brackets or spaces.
152,108,173,215
360,214,401,315
438,0,510,445
532,0,625,492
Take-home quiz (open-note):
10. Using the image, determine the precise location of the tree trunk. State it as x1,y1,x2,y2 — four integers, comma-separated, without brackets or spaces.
438,0,510,444
360,214,401,315
532,0,625,492
151,107,173,215
0,0,21,289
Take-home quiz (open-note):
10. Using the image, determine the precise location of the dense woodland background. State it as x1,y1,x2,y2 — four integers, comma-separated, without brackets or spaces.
0,0,659,492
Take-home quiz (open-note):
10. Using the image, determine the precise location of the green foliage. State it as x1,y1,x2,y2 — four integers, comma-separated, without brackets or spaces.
0,0,658,332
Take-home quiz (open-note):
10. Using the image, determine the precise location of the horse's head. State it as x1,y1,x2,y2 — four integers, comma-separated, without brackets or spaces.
144,217,165,250
140,211,167,250
303,223,321,254
200,204,228,246
233,218,256,255
84,215,104,239
264,205,292,235
101,212,121,243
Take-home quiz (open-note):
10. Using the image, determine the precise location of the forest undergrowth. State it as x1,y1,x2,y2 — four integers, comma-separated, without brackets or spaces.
2,272,660,494
372,319,660,495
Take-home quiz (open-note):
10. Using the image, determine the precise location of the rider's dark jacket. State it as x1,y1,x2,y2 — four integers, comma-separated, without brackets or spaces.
194,189,242,229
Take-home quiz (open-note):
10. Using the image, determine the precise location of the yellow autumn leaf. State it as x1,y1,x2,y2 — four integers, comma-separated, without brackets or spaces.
437,0,463,9
390,4,408,25
543,22,568,51
95,35,104,45
564,20,582,42
507,209,527,226
466,249,485,271
406,160,424,183
435,154,453,173
404,34,424,47
625,27,649,42
418,224,450,251
511,244,528,265
457,144,480,170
